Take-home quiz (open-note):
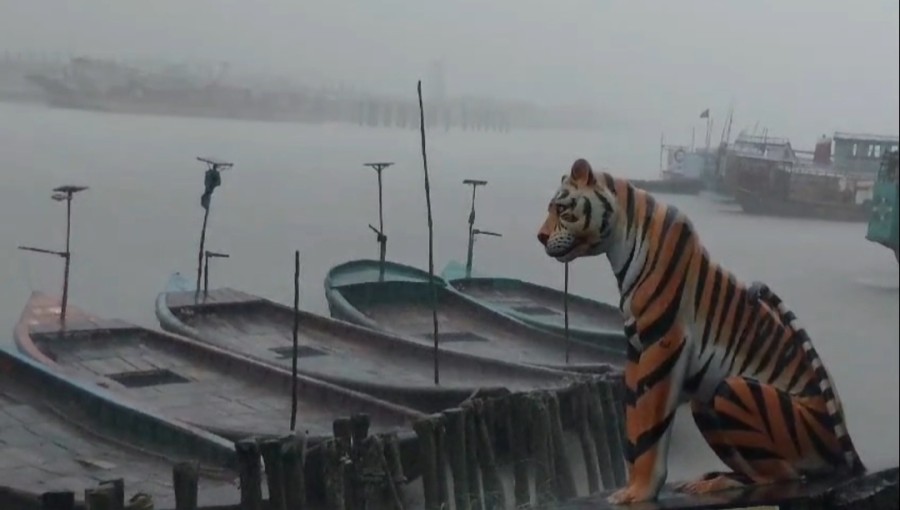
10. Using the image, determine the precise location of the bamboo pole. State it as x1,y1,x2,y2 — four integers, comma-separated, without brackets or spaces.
290,250,300,432
417,80,440,385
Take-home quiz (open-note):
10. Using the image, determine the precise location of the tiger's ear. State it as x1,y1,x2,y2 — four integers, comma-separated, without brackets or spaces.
570,158,596,187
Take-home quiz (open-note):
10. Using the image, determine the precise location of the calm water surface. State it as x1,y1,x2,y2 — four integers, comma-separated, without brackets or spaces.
1,102,897,480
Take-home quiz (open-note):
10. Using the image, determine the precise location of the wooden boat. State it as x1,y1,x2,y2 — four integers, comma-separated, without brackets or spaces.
156,272,577,414
14,291,424,443
0,347,239,507
725,133,881,222
324,259,626,372
441,260,625,355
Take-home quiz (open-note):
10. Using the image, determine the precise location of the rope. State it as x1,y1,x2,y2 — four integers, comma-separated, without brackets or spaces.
564,263,570,364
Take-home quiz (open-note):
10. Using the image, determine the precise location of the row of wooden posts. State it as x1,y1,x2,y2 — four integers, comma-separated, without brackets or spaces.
229,375,628,510
21,376,625,510
412,376,627,510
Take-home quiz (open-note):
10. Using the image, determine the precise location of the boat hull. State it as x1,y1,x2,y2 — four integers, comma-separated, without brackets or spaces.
735,188,871,222
156,273,571,414
440,260,626,355
324,259,626,372
15,291,423,443
0,346,240,506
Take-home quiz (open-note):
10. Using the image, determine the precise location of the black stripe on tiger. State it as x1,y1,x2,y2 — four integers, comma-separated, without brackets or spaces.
746,281,865,475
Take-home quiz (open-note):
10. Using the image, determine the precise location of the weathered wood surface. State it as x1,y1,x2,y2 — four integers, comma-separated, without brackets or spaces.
333,280,623,371
161,285,577,413
0,354,238,507
448,276,624,334
16,292,422,441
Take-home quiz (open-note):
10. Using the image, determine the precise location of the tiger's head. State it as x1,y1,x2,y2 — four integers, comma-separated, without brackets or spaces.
537,158,618,262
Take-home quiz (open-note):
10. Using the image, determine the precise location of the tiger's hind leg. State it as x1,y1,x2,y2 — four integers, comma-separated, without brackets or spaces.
674,376,845,495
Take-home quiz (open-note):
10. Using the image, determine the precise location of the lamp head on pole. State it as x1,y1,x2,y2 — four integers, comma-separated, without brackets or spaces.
197,156,234,172
364,162,394,173
51,185,88,201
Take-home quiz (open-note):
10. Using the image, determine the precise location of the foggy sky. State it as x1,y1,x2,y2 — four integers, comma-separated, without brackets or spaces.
1,0,898,145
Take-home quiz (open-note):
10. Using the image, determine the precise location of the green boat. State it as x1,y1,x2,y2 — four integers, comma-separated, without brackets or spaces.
440,260,625,354
866,149,899,262
324,259,625,372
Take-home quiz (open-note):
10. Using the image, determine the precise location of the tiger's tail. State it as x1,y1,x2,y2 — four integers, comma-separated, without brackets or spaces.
748,282,866,476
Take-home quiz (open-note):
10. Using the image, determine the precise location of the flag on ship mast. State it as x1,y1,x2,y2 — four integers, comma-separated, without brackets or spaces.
699,108,710,119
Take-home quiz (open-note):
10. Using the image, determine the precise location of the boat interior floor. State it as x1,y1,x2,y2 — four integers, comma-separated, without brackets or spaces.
451,281,624,332
173,303,568,392
0,373,238,506
356,300,622,368
31,327,407,438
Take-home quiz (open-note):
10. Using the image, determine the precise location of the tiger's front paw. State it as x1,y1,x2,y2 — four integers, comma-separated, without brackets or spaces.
606,483,656,505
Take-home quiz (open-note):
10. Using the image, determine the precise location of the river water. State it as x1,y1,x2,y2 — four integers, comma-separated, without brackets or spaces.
1,101,897,482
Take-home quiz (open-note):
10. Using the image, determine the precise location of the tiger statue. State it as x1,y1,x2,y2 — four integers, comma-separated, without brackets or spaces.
536,158,864,504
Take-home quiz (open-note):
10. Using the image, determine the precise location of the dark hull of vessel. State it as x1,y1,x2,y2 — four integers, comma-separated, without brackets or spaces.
735,188,871,222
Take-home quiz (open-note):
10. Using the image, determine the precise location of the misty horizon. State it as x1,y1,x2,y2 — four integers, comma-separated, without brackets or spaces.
1,0,898,147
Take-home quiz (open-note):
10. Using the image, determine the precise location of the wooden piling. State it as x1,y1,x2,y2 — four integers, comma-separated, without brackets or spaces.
84,485,116,510
382,432,407,486
481,396,499,447
98,479,124,510
41,492,74,510
412,418,440,510
490,395,511,457
433,418,450,507
357,434,405,510
529,393,556,505
349,413,371,509
357,435,385,509
508,392,532,507
375,435,406,510
473,398,506,510
323,440,346,510
594,379,628,486
351,413,371,442
547,391,578,500
172,462,199,510
462,402,484,510
234,438,263,510
572,383,601,494
442,407,471,510
332,418,354,508
584,381,617,489
282,432,308,510
259,437,288,510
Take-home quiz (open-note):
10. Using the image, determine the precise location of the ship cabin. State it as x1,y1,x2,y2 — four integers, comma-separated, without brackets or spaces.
722,133,798,195
831,132,899,177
